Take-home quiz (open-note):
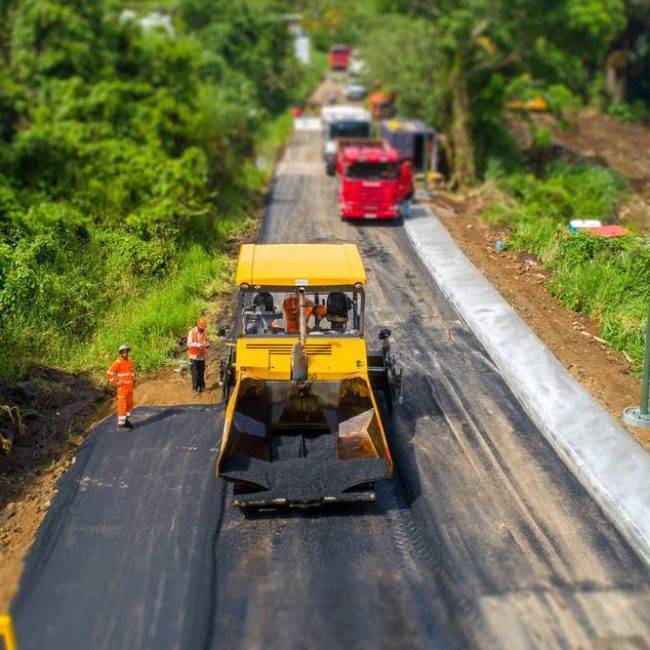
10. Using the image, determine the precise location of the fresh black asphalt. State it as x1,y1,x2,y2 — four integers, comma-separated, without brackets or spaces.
11,126,650,649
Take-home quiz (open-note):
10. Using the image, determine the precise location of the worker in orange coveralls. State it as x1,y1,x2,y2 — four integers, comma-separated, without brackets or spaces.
106,344,135,430
282,293,327,333
187,317,210,394
283,293,312,333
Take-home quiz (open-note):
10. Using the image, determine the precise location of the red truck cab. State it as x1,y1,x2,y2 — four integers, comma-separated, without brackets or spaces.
336,138,413,220
328,44,352,71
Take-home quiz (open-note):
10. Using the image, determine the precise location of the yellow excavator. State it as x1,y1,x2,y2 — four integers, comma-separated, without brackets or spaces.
217,243,403,509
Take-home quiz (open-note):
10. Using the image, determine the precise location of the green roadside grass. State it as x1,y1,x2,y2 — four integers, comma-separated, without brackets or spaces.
0,0,330,385
72,243,234,374
482,161,649,370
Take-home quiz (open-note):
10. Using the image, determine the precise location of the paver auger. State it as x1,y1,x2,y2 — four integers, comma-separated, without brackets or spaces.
217,243,403,508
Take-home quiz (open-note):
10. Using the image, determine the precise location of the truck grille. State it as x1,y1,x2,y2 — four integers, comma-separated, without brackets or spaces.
357,184,391,203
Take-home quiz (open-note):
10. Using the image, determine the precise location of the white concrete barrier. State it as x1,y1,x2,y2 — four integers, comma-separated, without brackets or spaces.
404,205,650,564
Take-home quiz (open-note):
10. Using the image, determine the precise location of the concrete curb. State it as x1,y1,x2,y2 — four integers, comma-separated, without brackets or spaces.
404,206,650,565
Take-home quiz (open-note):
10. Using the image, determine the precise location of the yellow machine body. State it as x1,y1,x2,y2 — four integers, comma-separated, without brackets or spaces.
235,242,366,287
0,614,17,650
217,243,397,508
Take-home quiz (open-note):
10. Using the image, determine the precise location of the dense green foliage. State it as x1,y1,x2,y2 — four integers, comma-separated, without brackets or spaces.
483,163,648,366
308,0,647,181
0,0,320,380
305,0,648,365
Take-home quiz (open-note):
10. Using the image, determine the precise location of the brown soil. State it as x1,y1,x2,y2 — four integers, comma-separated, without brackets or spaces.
546,112,650,207
433,189,650,453
511,111,650,233
0,369,107,612
550,112,650,234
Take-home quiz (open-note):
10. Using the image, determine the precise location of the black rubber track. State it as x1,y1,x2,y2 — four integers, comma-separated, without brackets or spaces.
11,127,650,649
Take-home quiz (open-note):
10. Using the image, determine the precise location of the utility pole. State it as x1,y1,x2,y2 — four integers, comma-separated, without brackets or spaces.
623,301,650,429
422,129,430,196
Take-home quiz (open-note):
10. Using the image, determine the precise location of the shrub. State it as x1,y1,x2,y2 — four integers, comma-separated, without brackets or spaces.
0,0,317,381
482,162,648,368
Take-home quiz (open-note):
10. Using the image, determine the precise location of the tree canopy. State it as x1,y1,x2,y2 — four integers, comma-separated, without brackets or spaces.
0,0,310,379
311,0,645,185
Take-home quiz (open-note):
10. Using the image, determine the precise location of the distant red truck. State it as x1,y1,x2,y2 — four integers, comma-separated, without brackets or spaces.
335,138,413,221
328,44,352,71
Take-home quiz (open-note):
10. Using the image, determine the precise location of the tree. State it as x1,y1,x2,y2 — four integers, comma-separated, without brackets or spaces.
362,0,627,186
606,0,650,104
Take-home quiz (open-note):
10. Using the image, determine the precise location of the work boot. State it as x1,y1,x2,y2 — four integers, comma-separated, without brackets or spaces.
124,419,134,429
117,422,127,431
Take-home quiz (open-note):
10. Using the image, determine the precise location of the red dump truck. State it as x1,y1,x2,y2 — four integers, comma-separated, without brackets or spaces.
335,138,413,220
328,44,352,71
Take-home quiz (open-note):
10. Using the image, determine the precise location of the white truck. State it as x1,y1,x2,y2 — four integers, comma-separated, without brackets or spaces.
321,105,371,175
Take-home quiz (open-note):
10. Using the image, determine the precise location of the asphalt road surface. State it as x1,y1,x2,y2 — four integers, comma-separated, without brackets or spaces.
12,123,650,649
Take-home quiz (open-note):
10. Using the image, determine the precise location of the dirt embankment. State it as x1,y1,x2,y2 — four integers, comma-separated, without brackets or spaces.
0,369,106,610
512,111,650,233
546,112,650,211
433,189,650,452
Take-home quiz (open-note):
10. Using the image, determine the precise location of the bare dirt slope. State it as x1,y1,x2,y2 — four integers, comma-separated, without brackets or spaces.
444,109,650,450
530,111,650,233
549,112,650,206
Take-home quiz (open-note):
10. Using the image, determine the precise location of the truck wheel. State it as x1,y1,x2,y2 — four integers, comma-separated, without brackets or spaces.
399,200,411,219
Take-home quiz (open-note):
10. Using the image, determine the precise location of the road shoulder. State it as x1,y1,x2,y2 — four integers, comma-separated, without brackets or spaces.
404,205,650,564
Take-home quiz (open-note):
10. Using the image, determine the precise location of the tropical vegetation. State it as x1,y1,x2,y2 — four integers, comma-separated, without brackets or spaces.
304,0,649,367
0,0,321,380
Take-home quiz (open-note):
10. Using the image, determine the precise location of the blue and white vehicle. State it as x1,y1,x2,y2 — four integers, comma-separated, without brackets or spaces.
321,105,371,176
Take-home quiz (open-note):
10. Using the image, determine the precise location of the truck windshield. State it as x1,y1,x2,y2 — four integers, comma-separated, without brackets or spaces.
330,121,370,139
346,162,400,180
240,289,363,337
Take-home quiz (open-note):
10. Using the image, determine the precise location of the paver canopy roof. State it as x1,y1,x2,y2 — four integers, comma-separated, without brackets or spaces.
235,243,366,287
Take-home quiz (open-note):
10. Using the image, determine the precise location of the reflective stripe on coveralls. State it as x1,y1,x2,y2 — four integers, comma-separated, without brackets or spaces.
106,358,135,424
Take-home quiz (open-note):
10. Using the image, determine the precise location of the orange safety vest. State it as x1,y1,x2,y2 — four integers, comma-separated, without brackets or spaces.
187,326,208,360
106,357,135,391
283,295,316,334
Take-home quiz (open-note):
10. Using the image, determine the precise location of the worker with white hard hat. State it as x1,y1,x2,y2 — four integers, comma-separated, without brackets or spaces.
105,344,135,429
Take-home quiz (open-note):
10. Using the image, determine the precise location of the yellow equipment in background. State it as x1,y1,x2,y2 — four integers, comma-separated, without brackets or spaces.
506,95,548,112
217,243,402,509
0,614,17,650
